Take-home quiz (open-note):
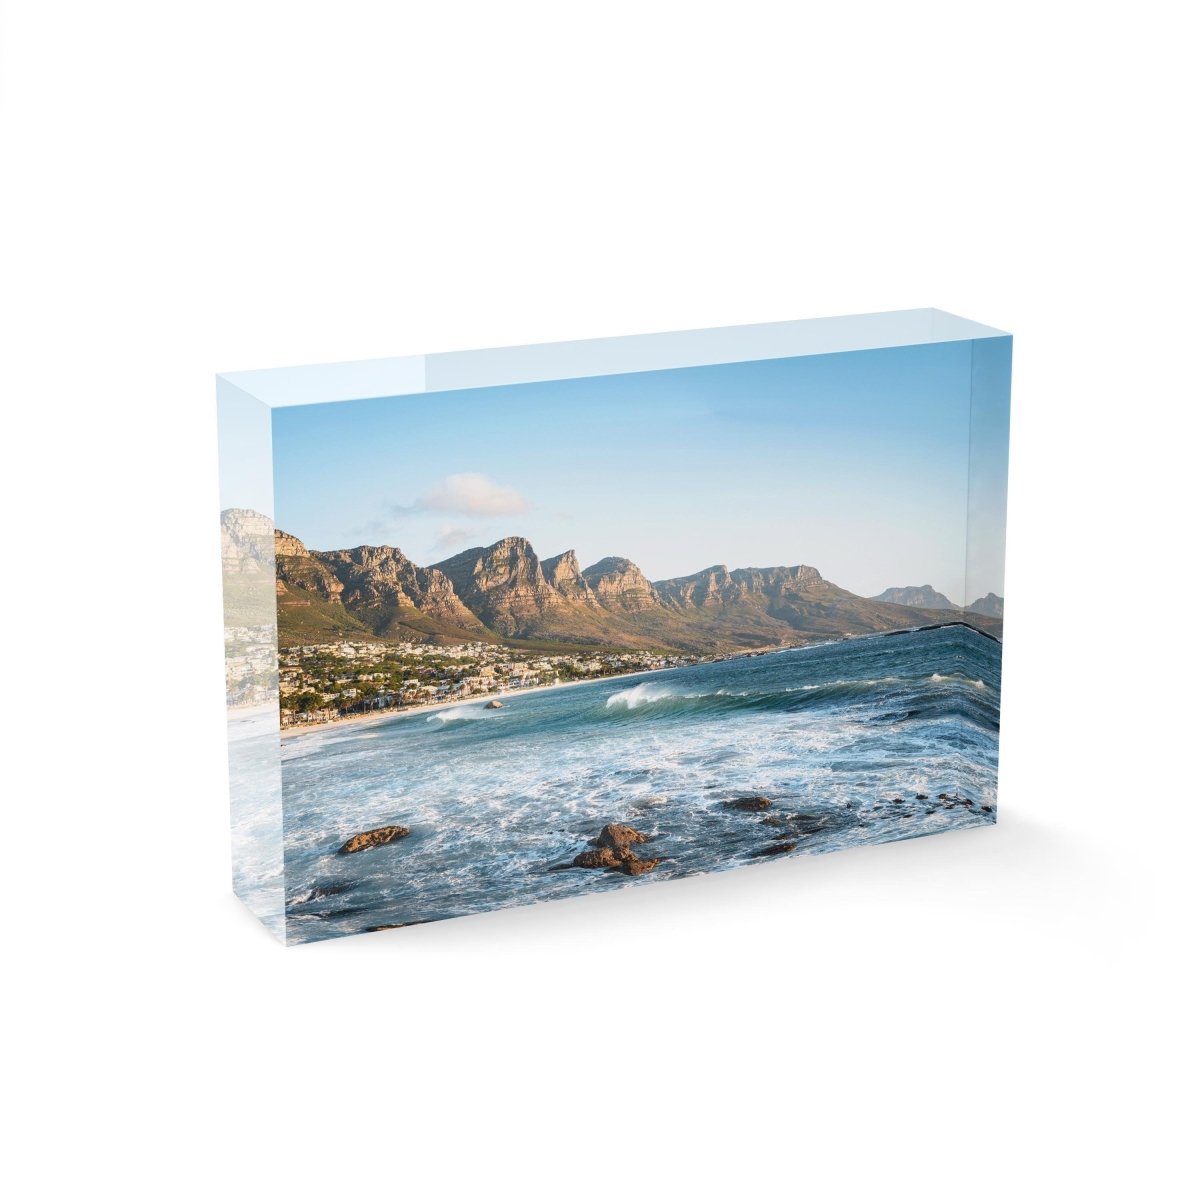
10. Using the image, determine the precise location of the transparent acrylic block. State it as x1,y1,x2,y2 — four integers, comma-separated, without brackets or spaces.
219,309,1012,944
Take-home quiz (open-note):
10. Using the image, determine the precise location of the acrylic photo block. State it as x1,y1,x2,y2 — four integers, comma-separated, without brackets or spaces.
219,310,1012,944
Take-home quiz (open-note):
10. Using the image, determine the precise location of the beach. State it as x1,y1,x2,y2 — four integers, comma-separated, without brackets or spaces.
278,664,680,739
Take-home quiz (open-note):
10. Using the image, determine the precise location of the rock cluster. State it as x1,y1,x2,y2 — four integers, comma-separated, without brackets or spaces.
724,794,847,858
555,823,662,876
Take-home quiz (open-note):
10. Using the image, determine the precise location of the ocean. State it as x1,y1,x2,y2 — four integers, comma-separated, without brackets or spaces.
278,623,1001,942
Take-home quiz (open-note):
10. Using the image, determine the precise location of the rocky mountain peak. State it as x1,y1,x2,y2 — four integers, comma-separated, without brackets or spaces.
222,507,272,536
967,592,1004,617
655,563,732,608
657,562,825,609
325,544,414,570
434,537,543,587
431,537,570,637
872,584,955,610
543,548,580,577
581,556,660,612
488,535,537,558
274,529,309,558
543,550,601,606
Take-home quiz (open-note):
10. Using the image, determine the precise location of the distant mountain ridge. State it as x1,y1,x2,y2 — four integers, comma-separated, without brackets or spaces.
873,583,1005,618
966,592,1004,617
872,584,955,610
222,511,1002,650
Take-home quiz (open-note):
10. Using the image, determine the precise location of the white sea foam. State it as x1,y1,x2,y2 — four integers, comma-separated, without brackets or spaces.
930,673,988,689
426,706,490,724
796,676,898,691
605,682,756,709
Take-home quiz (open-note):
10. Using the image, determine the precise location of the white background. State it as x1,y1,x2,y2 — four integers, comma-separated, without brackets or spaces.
2,3,1196,1196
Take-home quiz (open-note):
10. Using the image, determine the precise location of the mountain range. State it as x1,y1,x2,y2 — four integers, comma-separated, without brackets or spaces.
873,584,1004,617
221,509,1003,651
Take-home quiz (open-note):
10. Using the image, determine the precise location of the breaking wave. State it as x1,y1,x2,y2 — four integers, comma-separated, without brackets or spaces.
426,706,491,724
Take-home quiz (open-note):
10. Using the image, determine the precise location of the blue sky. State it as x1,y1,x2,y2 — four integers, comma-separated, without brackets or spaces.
270,341,1008,604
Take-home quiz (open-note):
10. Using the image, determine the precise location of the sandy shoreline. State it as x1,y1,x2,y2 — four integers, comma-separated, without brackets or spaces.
278,665,676,739
274,622,989,741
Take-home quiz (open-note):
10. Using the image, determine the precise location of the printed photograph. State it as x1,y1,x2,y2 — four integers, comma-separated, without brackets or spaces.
222,338,1010,941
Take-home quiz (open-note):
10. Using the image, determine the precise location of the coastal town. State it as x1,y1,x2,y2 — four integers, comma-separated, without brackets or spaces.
274,639,700,728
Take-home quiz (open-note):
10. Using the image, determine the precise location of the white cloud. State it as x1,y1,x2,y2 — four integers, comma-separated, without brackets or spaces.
421,473,529,516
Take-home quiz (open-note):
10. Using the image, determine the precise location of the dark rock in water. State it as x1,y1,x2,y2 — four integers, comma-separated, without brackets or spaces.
572,847,625,870
338,825,411,854
623,856,663,876
891,797,904,804
727,796,772,812
485,699,504,709
981,805,994,813
761,815,783,827
916,793,929,800
292,882,353,905
934,793,979,811
594,823,651,853
556,823,661,876
752,842,796,857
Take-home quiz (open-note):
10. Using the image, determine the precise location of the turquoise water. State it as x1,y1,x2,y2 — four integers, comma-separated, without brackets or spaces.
280,623,1001,942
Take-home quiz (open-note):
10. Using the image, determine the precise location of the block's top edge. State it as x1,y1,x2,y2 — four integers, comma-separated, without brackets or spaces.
218,308,1010,409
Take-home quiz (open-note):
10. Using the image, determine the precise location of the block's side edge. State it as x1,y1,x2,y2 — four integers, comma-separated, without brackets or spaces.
217,377,286,943
965,336,1013,614
964,335,1012,815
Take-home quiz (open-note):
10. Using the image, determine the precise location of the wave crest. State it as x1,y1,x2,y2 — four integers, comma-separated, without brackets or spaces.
606,682,691,710
426,706,489,724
